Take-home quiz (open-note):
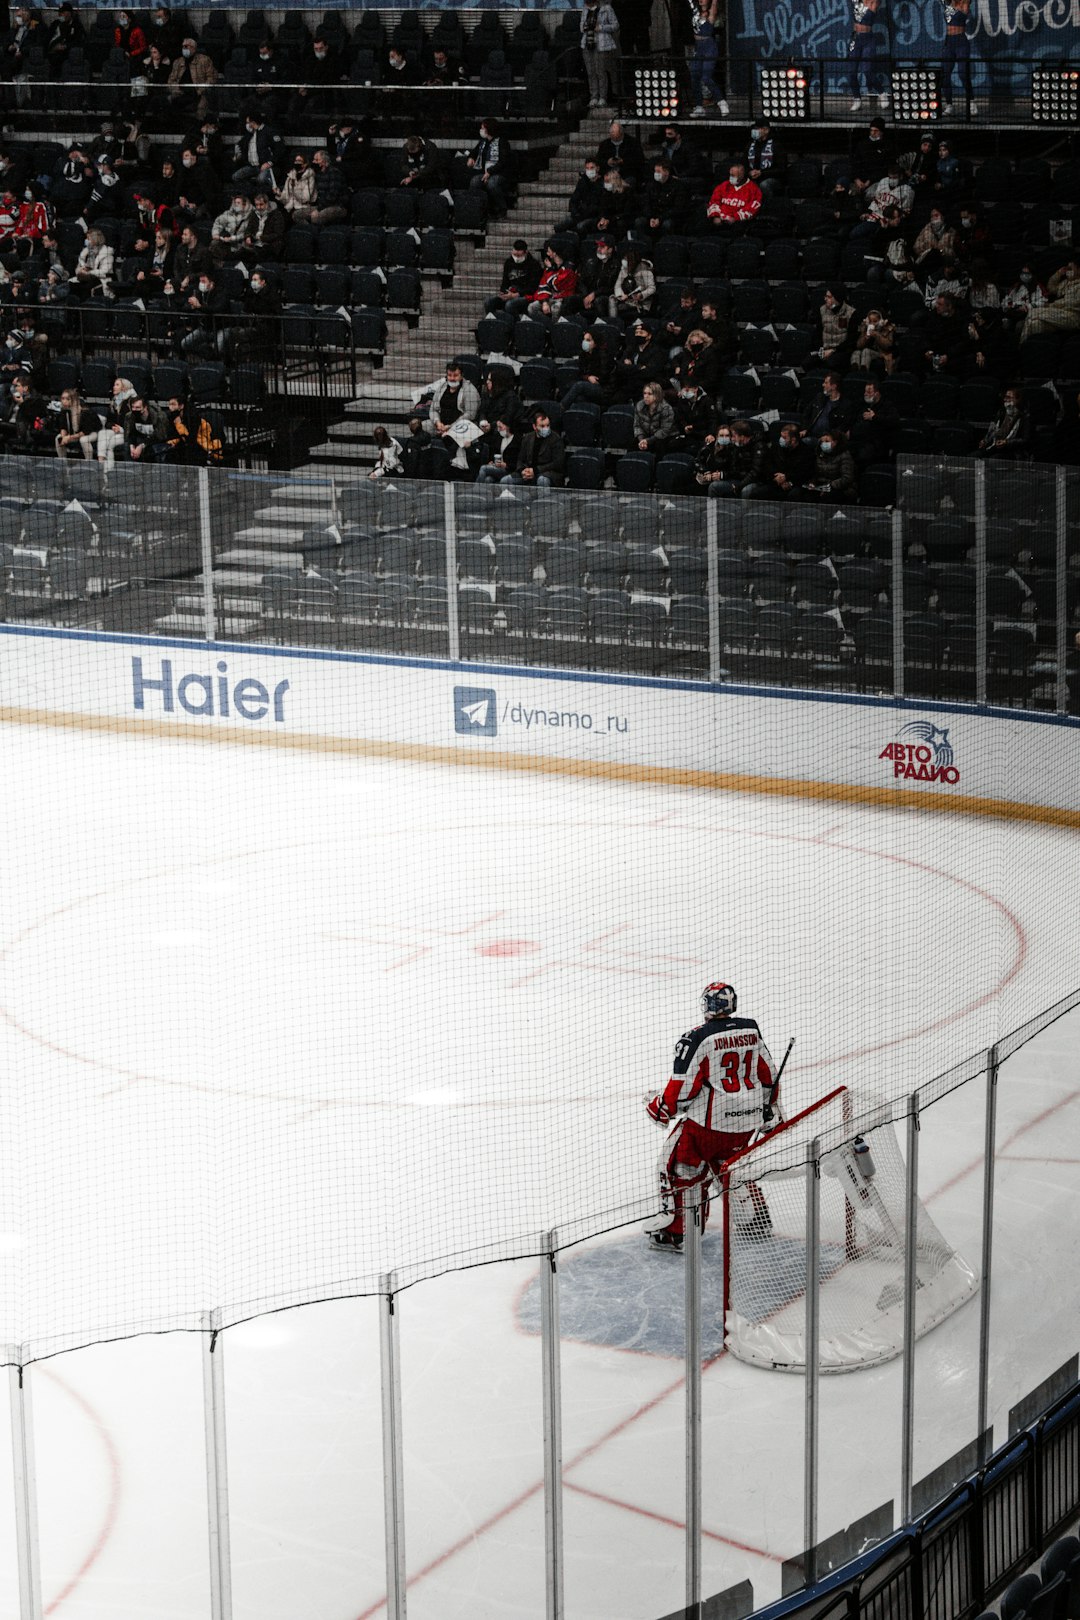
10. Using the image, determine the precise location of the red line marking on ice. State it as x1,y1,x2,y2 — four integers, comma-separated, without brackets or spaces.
40,1367,122,1615
385,948,432,972
582,924,632,950
564,1480,784,1563
929,1087,1080,1203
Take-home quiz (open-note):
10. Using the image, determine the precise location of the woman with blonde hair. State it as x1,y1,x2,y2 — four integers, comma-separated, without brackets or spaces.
72,227,115,298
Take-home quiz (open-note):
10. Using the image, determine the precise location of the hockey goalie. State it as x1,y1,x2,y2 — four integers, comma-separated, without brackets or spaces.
644,981,779,1253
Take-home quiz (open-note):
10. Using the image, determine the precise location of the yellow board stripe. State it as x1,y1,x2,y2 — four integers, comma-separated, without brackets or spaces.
4,703,1080,830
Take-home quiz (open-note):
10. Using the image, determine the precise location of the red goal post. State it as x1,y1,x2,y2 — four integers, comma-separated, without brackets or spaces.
714,1087,978,1373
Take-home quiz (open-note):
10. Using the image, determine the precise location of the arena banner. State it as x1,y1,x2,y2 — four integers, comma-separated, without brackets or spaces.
727,0,1080,94
1,626,1079,824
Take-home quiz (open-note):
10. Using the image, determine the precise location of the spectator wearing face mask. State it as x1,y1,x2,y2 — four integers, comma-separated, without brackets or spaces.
614,319,670,399
289,35,348,119
252,40,287,118
978,387,1030,458
635,158,687,238
393,134,446,191
503,409,565,488
594,169,637,238
849,379,900,465
71,228,115,300
167,38,220,120
560,159,607,233
575,237,620,315
706,164,762,228
934,140,963,194
634,381,675,454
850,307,896,374
913,207,959,269
819,286,855,365
427,363,481,439
910,134,939,191
476,368,522,439
113,9,147,61
954,205,994,264
662,286,702,353
526,246,579,321
466,119,512,217
475,416,524,484
276,152,317,218
210,192,255,267
175,269,228,359
803,432,857,502
225,267,282,361
672,327,722,395
596,120,645,186
747,119,786,198
611,246,656,322
241,190,286,264
233,110,279,188
851,117,892,184
668,381,715,459
559,327,616,409
580,0,621,110
850,165,914,238
801,372,852,443
94,376,138,464
695,421,762,497
174,147,219,222
760,421,816,497
485,240,541,316
1002,265,1049,328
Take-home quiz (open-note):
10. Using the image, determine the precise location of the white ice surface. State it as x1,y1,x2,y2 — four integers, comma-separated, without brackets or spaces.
0,722,1076,1619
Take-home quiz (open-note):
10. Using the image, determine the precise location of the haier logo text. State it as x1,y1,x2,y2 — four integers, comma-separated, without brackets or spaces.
454,686,498,737
132,657,290,723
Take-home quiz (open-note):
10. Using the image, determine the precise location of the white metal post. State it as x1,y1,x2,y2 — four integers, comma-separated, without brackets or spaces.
197,465,216,643
977,1048,999,1464
706,499,722,684
803,1146,821,1587
900,1099,920,1524
443,481,460,663
685,1183,703,1617
8,1362,42,1620
201,1319,233,1620
539,1241,565,1620
890,505,905,698
380,1276,407,1620
974,461,987,706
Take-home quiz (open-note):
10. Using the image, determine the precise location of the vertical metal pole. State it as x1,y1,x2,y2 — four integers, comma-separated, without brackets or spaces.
891,506,905,698
900,1098,921,1525
706,498,722,684
8,1362,42,1620
977,1047,999,1464
198,464,216,644
1055,467,1068,715
380,1276,407,1620
803,1146,822,1588
202,1319,233,1620
685,1184,703,1618
443,480,460,664
540,1240,565,1620
974,461,988,706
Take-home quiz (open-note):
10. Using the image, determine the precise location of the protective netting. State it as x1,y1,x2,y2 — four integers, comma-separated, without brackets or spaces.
722,1090,977,1372
0,459,1077,1366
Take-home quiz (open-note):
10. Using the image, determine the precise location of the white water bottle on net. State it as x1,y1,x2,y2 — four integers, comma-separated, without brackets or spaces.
716,1087,978,1373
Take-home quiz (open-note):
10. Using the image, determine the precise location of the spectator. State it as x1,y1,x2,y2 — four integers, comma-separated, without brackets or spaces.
959,309,1013,379
687,0,729,117
426,361,480,439
849,307,897,373
576,237,620,315
119,224,174,297
393,134,445,191
328,117,378,190
84,155,126,225
225,266,282,361
613,318,669,398
978,386,1030,458
760,420,816,497
424,45,466,91
636,158,686,237
2,7,40,93
801,371,852,442
954,205,994,264
910,133,939,191
747,119,786,197
671,326,723,395
51,145,93,220
634,380,675,453
305,149,350,226
697,298,735,357
559,326,616,408
849,377,900,464
210,191,255,267
0,325,33,407
560,158,606,234
594,169,636,237
477,367,522,436
919,292,968,374
662,284,702,352
967,259,1001,314
125,395,172,462
168,37,220,120
175,147,219,222
611,245,656,321
485,239,541,316
466,119,512,217
233,109,279,188
12,184,51,258
369,425,404,479
45,4,87,75
696,420,762,497
276,152,317,219
851,117,891,183
503,408,565,487
580,0,621,111
95,376,138,464
170,224,212,294
668,380,715,458
71,228,115,300
922,253,969,310
289,33,348,120
934,139,963,194
914,206,959,269
241,189,287,263
658,123,703,183
175,269,228,358
149,7,184,60
252,41,288,119
54,388,101,460
1002,264,1048,328
851,164,914,237
526,245,578,320
165,393,223,464
113,9,148,62
706,163,762,228
803,432,857,501
0,375,49,454
596,120,645,185
476,417,523,483
819,288,856,367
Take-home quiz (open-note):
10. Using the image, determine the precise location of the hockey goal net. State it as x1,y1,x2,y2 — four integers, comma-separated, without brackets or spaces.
715,1087,978,1373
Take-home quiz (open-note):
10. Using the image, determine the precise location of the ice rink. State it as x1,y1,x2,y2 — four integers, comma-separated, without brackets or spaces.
0,719,1077,1620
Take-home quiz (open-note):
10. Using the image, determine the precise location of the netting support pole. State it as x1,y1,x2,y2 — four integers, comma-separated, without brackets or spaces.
706,499,722,684
977,1047,999,1465
974,461,987,707
1055,466,1068,715
803,1145,822,1589
891,506,904,698
197,465,216,644
201,1320,233,1620
380,1276,407,1620
443,482,460,664
685,1184,703,1618
539,1242,565,1620
900,1097,921,1525
8,1362,42,1620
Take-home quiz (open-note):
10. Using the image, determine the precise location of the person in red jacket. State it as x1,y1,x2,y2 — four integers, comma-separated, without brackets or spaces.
706,162,762,227
12,185,51,257
525,245,579,321
113,8,148,60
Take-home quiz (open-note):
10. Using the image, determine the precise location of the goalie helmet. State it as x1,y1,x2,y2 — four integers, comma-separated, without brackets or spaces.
702,982,737,1018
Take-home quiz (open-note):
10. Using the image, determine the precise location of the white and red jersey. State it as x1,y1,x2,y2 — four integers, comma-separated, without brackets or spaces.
706,179,762,224
650,1015,777,1130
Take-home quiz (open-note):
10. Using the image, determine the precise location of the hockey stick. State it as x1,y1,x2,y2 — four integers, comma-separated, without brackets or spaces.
746,1036,794,1146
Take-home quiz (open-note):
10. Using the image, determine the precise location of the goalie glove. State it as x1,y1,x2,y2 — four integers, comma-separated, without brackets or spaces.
645,1094,674,1124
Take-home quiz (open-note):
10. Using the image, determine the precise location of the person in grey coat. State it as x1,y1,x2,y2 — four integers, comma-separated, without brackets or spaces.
580,0,621,108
